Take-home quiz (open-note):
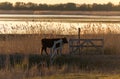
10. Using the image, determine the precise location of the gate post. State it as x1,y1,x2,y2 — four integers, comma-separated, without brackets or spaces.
78,28,81,54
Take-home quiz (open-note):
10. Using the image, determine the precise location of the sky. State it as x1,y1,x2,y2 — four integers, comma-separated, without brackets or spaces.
0,0,120,4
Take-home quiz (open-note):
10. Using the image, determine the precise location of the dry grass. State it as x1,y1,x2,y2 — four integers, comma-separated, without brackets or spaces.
0,22,120,54
0,67,120,79
0,34,119,54
37,73,120,79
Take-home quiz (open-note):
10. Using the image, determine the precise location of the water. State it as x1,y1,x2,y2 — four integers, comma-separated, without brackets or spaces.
0,14,120,34
1,14,120,18
1,14,120,22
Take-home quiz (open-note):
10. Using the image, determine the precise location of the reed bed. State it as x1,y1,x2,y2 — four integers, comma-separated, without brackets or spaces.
0,22,120,54
0,21,120,79
0,64,120,79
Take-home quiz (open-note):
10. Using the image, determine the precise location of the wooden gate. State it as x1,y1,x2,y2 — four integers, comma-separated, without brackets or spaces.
69,28,104,55
69,38,104,55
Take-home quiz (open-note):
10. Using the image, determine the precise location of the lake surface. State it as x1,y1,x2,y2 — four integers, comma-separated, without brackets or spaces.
0,14,120,34
1,14,120,22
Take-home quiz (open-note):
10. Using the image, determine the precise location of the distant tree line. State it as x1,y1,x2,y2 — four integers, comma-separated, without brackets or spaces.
1,2,120,11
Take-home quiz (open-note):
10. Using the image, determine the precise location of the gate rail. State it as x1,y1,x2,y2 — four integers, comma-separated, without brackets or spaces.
69,38,104,54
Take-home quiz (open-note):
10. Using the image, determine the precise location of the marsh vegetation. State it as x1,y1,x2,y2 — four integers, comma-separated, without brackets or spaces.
0,14,120,79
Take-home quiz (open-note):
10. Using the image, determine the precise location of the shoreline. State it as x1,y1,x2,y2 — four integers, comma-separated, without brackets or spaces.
1,10,120,16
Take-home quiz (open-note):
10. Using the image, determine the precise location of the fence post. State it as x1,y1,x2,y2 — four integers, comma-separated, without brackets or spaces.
78,28,81,54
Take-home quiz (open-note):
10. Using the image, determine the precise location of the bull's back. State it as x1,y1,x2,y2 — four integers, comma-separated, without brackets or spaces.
41,39,55,48
41,38,67,48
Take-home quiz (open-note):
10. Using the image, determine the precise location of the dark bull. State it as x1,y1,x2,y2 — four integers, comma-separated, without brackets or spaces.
41,37,68,55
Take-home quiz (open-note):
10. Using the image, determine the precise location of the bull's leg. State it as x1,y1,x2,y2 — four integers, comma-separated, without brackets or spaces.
57,49,59,55
41,47,44,55
44,48,48,55
41,47,48,55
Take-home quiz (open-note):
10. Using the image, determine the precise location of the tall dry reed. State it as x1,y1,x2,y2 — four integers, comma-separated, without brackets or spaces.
0,22,120,54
